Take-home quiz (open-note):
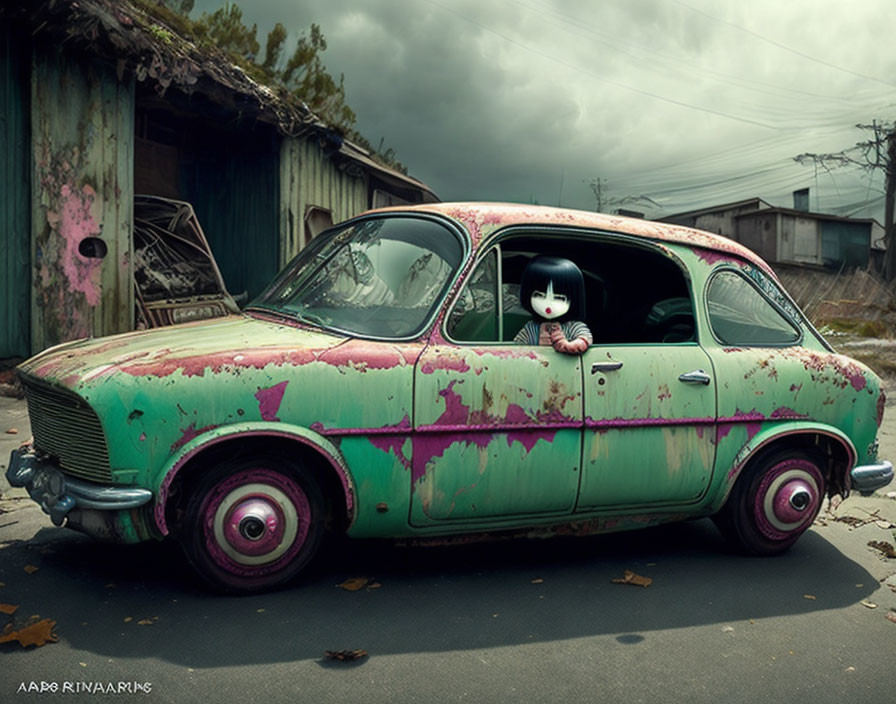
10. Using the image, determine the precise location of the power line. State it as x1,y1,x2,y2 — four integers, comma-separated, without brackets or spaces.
671,0,896,88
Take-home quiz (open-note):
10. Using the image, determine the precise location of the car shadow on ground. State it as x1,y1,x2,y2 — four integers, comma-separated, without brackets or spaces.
0,519,878,667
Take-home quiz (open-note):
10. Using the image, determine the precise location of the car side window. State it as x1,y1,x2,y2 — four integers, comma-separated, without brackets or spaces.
447,249,499,342
447,235,697,345
707,270,800,345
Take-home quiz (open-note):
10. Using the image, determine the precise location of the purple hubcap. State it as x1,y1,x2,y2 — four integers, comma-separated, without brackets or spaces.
223,495,286,557
754,459,823,541
772,480,814,524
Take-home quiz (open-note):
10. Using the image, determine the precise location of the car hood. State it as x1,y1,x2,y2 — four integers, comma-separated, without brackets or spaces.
18,314,349,390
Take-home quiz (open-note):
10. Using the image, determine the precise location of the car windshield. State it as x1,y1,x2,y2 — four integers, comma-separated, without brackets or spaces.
248,216,465,339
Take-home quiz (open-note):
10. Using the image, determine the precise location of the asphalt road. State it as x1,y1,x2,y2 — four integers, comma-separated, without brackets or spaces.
2,393,895,704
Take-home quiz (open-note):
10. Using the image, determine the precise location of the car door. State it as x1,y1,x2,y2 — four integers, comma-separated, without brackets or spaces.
410,248,583,525
576,343,717,509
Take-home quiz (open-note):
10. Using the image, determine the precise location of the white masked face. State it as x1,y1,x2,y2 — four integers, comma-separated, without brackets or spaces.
530,280,570,320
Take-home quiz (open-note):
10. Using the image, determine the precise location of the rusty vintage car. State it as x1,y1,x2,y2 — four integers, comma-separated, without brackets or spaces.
7,203,893,591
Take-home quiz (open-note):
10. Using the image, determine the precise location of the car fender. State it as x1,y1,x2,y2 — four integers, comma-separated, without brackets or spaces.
713,421,857,511
151,421,357,536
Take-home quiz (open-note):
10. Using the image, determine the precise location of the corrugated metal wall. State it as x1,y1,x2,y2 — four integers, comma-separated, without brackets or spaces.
181,129,280,301
31,49,134,351
0,26,31,358
821,220,871,269
280,137,368,266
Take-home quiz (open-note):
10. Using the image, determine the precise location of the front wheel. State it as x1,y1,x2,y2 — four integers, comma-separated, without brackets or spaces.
714,450,826,555
181,458,324,592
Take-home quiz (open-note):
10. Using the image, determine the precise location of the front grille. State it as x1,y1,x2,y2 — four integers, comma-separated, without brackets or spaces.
20,374,112,484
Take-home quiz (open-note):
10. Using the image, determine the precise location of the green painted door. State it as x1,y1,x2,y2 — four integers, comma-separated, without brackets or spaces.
577,344,716,509
410,344,583,524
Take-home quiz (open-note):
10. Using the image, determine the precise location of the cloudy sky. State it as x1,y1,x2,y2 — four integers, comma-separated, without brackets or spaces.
194,0,896,223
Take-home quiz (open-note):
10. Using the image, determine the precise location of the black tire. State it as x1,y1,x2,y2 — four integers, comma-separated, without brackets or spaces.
180,457,325,593
714,450,826,556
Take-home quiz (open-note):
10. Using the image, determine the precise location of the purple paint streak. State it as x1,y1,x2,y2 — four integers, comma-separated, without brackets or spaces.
170,422,219,453
420,357,472,375
255,380,289,422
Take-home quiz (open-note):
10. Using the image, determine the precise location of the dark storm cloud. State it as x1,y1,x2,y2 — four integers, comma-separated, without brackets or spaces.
192,0,896,219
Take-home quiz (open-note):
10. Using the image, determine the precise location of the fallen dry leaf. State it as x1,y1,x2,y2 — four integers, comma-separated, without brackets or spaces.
5,428,18,435
324,649,368,662
867,541,896,559
123,617,132,623
23,565,39,575
861,601,877,609
337,577,370,591
0,582,5,588
885,611,896,624
0,603,19,615
531,578,544,584
366,582,382,590
611,570,652,588
0,619,58,647
803,594,817,600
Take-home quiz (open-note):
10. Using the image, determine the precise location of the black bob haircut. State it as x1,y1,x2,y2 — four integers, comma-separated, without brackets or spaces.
519,255,586,322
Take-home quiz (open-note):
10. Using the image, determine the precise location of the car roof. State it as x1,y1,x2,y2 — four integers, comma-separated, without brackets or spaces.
369,201,776,277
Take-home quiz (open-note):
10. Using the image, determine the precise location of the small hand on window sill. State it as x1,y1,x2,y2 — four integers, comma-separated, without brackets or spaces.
548,323,589,355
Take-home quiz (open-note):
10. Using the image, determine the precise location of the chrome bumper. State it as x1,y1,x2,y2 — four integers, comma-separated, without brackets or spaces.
6,447,153,526
851,460,894,496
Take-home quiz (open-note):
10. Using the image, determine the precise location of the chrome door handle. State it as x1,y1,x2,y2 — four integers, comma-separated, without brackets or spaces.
591,361,623,374
678,369,711,385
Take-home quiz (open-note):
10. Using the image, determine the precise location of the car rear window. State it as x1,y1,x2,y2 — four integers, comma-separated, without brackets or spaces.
707,270,800,346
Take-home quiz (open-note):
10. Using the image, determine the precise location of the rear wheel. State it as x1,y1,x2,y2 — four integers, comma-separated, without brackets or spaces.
181,458,324,592
714,450,826,555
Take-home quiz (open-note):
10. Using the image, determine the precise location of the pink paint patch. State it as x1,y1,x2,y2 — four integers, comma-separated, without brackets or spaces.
693,247,741,267
717,424,734,441
171,423,219,453
745,422,762,441
255,381,289,422
770,406,807,420
420,356,472,374
58,184,103,306
435,380,472,426
369,435,412,472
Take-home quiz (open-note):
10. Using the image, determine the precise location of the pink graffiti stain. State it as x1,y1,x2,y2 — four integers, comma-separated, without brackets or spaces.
55,184,103,307
255,381,289,422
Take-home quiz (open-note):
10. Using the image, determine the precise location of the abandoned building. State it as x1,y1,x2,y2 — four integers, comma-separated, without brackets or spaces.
658,190,885,274
0,0,437,359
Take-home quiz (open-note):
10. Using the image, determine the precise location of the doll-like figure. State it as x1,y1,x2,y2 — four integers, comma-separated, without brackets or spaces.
513,255,593,354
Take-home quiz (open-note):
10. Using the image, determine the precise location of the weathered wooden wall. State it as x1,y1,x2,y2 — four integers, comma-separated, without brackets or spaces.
0,26,31,358
180,128,281,302
30,48,134,351
280,137,368,266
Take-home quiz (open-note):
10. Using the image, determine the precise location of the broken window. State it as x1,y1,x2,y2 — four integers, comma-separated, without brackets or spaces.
707,270,800,345
304,206,333,243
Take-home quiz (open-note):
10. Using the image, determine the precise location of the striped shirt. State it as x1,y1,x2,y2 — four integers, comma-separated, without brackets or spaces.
513,320,593,347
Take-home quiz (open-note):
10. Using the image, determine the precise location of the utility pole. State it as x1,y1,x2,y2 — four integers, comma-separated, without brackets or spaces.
795,121,896,283
587,177,606,212
884,129,896,282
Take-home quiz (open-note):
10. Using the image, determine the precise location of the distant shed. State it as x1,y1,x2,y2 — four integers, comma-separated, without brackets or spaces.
659,193,880,272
